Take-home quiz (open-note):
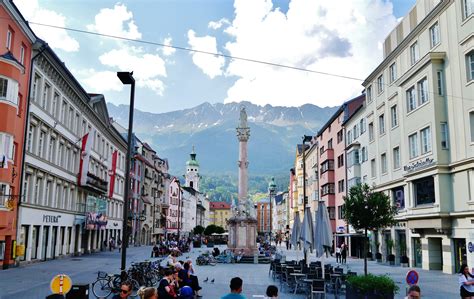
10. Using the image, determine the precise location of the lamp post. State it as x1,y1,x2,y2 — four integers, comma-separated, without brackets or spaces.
117,71,135,278
268,177,276,244
302,134,312,264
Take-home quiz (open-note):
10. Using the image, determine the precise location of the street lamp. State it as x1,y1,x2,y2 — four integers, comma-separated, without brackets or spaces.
117,71,135,278
268,177,276,244
302,134,312,264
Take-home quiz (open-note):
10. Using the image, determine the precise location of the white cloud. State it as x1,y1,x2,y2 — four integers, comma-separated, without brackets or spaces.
14,0,79,52
203,0,398,107
162,37,176,56
86,3,141,40
208,18,230,30
187,30,225,79
75,69,124,93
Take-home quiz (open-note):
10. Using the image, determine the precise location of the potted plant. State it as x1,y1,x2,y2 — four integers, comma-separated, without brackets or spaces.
346,274,399,299
386,239,395,265
375,241,382,262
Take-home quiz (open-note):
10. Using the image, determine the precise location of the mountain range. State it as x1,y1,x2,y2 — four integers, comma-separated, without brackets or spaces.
106,101,338,176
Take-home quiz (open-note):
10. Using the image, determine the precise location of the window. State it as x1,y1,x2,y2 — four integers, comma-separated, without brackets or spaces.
440,122,449,149
377,75,384,94
414,176,435,205
23,174,30,203
328,207,335,220
366,86,373,103
338,180,345,193
430,22,440,48
347,150,359,167
471,112,474,142
337,205,345,220
409,133,418,159
369,122,374,141
437,71,444,95
0,133,14,163
320,160,334,173
61,100,67,124
69,107,74,130
360,118,366,134
49,137,56,162
38,131,45,158
321,183,335,196
467,51,474,82
52,93,59,118
0,183,10,207
463,0,473,19
34,177,42,205
347,131,352,144
361,146,368,162
337,154,344,168
392,186,405,210
20,45,25,65
347,177,361,189
410,42,419,65
391,105,398,128
381,153,387,174
6,29,12,50
353,124,359,139
417,78,428,105
0,77,18,105
32,74,40,102
337,130,343,143
393,147,401,169
327,138,333,149
371,159,376,178
389,63,397,83
42,83,50,110
379,114,385,135
407,87,417,112
420,127,432,154
27,124,34,153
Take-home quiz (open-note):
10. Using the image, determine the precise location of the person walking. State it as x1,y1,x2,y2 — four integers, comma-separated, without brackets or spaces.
404,285,420,299
459,264,474,299
341,243,347,264
335,244,341,264
221,277,247,299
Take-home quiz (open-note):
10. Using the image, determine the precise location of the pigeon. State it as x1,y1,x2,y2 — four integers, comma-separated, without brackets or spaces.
210,279,215,283
203,277,208,283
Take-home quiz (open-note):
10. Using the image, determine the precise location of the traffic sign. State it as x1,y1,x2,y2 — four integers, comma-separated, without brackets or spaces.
405,270,419,285
50,274,72,295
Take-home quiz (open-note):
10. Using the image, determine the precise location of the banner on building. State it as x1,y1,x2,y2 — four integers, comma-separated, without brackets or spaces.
78,130,95,186
108,150,118,198
85,195,108,230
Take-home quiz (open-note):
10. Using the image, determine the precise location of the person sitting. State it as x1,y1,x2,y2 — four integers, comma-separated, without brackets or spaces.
112,281,133,299
221,277,246,299
137,287,158,299
212,247,221,257
158,269,177,299
179,286,194,299
266,285,278,298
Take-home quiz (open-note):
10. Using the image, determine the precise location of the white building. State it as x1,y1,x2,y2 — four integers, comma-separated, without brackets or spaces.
349,0,473,274
17,42,127,263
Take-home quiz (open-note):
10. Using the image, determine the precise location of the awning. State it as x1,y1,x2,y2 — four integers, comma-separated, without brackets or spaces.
334,233,364,237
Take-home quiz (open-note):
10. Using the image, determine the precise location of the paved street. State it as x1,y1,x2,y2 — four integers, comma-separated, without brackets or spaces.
0,244,461,299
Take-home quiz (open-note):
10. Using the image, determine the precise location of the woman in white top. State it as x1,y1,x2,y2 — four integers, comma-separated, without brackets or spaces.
459,264,474,298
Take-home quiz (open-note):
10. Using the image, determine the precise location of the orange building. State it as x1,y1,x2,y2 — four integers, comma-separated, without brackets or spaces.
256,198,270,234
0,0,36,269
209,201,231,230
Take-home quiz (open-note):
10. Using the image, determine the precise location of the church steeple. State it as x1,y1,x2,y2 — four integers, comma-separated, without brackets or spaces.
185,146,200,191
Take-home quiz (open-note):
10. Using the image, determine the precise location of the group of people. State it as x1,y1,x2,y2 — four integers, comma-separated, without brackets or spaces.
151,237,192,258
220,277,278,299
335,242,347,264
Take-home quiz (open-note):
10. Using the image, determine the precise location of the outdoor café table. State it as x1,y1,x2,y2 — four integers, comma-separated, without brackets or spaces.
291,273,307,294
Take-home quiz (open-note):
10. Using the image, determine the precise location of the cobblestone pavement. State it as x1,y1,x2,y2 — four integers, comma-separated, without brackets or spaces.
0,244,460,299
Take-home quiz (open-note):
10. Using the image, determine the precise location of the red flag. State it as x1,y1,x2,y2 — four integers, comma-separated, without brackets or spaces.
108,150,118,198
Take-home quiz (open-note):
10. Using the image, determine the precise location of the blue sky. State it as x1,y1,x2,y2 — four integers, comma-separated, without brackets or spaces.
15,0,416,113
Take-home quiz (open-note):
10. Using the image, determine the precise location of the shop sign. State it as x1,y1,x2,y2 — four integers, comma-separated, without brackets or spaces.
336,226,345,233
85,195,108,230
43,215,61,223
403,157,435,173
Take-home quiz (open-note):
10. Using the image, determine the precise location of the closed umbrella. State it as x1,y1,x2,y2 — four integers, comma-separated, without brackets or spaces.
299,207,314,252
290,212,301,250
314,201,333,277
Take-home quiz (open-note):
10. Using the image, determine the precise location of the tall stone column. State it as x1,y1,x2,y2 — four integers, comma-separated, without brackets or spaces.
237,116,250,213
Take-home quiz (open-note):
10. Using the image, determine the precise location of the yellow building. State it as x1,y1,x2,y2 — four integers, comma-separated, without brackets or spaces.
209,201,231,231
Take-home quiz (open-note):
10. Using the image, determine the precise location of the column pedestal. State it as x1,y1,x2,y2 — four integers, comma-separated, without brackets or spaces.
227,216,257,256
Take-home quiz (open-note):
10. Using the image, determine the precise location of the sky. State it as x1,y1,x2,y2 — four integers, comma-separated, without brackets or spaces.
14,0,416,114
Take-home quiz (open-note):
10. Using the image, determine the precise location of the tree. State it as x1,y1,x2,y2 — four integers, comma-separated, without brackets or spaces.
193,225,205,235
215,226,225,234
343,184,397,275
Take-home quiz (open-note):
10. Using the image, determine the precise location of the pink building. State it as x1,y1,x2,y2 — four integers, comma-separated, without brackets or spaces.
317,95,364,249
166,178,180,237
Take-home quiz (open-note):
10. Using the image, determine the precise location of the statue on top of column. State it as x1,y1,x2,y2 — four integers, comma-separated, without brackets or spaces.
239,106,248,128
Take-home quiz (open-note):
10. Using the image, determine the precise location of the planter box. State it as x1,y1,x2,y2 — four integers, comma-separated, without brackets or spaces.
346,284,395,299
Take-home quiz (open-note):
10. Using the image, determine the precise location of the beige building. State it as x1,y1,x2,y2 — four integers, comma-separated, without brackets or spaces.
351,0,474,274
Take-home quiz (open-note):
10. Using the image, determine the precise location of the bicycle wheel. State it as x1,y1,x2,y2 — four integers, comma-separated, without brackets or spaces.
92,278,112,298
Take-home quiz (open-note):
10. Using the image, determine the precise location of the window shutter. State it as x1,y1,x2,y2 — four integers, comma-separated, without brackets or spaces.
7,79,19,105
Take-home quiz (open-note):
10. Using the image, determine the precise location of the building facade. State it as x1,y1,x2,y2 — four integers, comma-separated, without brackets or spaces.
256,198,270,234
209,201,231,231
166,178,180,237
18,43,127,264
354,0,474,274
0,0,36,269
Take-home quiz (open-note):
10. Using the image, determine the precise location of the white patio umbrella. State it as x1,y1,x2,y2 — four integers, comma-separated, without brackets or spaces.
290,212,301,258
314,201,333,277
299,207,314,264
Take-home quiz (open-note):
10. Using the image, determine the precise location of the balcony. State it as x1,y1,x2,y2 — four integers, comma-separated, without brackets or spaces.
320,148,334,161
320,169,335,183
84,172,108,194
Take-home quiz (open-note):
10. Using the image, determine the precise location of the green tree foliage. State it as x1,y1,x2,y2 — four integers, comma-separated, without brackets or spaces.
203,224,225,236
193,225,205,235
343,184,397,275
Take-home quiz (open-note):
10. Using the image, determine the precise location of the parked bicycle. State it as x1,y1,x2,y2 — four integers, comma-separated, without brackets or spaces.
91,271,139,298
196,253,217,266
